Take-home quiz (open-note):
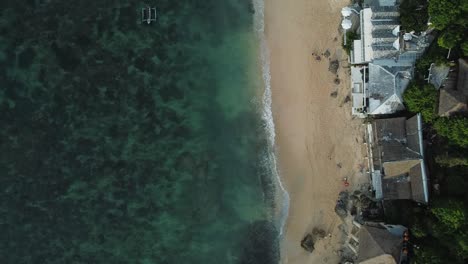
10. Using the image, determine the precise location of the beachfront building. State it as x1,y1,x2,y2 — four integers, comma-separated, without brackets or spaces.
366,59,412,115
366,114,429,204
429,58,468,116
351,1,400,64
351,66,368,117
427,62,453,90
351,0,430,65
346,221,409,264
348,0,431,117
351,59,413,116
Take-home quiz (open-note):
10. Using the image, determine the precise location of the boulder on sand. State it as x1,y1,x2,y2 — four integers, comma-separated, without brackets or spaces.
335,191,349,218
329,59,339,74
300,234,315,252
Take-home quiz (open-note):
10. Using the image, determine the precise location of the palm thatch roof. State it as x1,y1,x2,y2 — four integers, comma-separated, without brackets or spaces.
438,59,468,116
357,225,402,263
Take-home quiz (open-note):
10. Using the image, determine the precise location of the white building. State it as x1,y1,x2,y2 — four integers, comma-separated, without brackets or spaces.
351,3,400,64
367,59,413,115
351,66,368,117
348,0,431,117
347,221,409,264
351,59,413,116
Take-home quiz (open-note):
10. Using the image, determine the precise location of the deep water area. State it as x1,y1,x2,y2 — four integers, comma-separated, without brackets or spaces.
0,1,279,263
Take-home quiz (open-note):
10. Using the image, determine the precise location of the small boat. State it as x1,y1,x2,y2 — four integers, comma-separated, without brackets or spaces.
142,6,157,24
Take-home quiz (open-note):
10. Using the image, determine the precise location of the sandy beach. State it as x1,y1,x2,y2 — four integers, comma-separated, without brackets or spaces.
265,0,366,263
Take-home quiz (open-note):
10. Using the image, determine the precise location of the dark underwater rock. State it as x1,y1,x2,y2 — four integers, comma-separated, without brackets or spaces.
18,47,36,69
239,220,280,264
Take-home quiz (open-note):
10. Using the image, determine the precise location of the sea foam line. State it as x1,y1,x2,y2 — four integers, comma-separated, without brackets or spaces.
252,0,290,237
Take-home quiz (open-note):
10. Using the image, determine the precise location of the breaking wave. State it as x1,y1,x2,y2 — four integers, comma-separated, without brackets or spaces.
252,0,290,237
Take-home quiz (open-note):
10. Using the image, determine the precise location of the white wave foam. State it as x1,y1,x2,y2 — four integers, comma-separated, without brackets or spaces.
252,0,290,237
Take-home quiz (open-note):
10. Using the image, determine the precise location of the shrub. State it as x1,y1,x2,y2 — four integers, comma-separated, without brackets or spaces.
414,43,448,80
413,246,443,264
435,154,468,167
461,41,468,56
431,199,466,233
429,0,468,51
403,83,437,123
400,0,428,32
428,0,462,30
438,28,462,49
411,221,428,238
342,31,359,55
434,117,468,147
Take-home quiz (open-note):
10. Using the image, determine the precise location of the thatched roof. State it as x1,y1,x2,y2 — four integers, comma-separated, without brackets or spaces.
360,254,398,264
438,87,468,116
383,159,421,178
457,59,468,95
381,161,425,203
429,64,450,89
357,226,402,263
438,59,468,116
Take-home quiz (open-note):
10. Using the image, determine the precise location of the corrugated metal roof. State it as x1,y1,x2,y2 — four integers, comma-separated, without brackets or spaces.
373,171,383,199
382,175,412,200
371,115,428,203
367,62,412,114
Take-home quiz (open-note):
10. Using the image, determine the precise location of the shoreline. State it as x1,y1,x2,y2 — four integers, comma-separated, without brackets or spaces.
253,0,290,236
264,0,366,263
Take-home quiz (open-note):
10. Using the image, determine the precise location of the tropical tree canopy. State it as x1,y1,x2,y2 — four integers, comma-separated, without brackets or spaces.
403,83,437,123
434,117,468,147
428,0,462,30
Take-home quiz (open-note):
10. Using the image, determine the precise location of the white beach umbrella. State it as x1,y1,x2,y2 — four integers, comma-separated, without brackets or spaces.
403,33,413,41
341,7,352,17
341,19,352,30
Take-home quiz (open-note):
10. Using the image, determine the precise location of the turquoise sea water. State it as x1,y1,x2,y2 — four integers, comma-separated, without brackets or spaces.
0,0,283,263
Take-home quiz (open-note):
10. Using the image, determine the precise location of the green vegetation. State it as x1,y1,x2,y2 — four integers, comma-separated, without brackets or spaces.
343,31,359,55
401,87,468,263
462,42,468,56
428,0,464,30
412,246,443,264
397,2,468,263
403,83,437,123
437,28,463,49
414,43,448,79
404,81,468,147
431,200,466,231
434,117,468,148
399,0,429,32
429,199,468,259
436,152,468,167
428,0,468,55
391,194,468,263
